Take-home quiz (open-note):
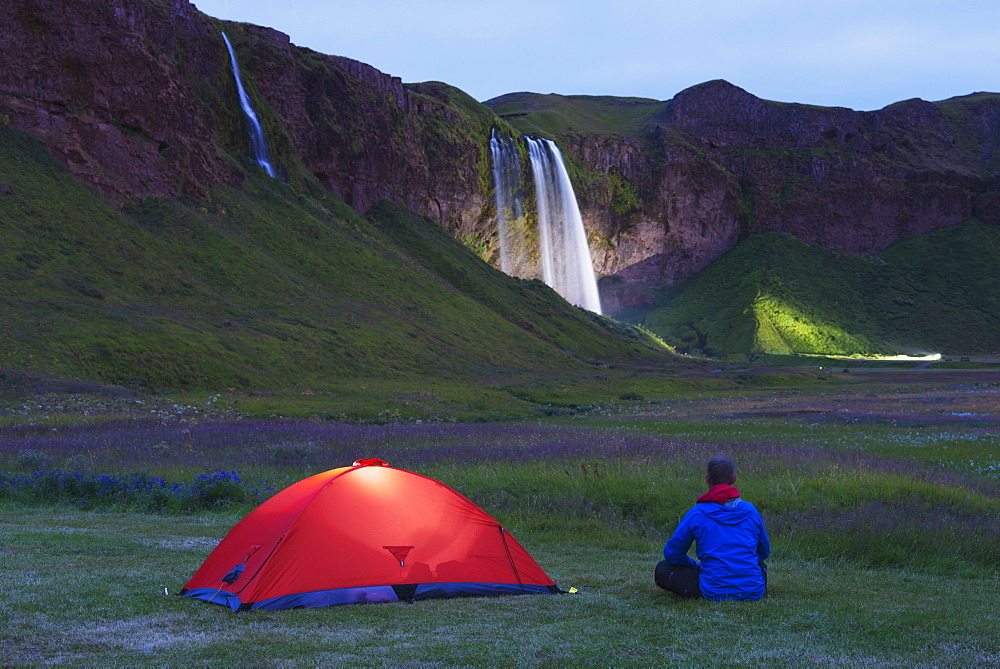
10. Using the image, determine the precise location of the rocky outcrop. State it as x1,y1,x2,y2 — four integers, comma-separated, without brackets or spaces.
229,27,491,233
501,82,1000,312
558,132,742,309
0,0,491,233
0,0,242,200
661,83,981,256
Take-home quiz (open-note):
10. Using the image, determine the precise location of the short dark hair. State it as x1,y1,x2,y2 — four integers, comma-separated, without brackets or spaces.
706,456,736,485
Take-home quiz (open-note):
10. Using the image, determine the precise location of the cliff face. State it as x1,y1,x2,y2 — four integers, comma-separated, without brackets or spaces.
0,0,242,200
3,1,999,318
553,132,740,311
490,82,1000,313
233,30,492,233
661,82,984,256
0,0,491,233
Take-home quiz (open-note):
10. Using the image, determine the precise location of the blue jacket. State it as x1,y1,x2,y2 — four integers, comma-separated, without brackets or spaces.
663,498,770,601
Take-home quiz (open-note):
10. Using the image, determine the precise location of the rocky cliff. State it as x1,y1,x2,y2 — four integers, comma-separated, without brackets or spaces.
488,83,1000,313
0,0,241,200
3,0,999,318
0,0,492,234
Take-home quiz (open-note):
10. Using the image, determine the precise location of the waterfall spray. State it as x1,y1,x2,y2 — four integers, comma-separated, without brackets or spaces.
489,129,527,274
222,32,276,178
525,137,602,314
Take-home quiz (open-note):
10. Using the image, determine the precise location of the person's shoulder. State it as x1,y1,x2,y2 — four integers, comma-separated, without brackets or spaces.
737,499,766,518
681,503,711,521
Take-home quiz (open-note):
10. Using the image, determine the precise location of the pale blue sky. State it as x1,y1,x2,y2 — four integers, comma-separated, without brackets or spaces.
192,0,1000,110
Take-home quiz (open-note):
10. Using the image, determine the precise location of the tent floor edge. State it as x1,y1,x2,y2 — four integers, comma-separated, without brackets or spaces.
412,582,561,600
179,587,244,611
182,582,560,612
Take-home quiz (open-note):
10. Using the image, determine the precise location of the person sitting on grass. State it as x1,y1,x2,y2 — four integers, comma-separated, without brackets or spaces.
655,456,770,601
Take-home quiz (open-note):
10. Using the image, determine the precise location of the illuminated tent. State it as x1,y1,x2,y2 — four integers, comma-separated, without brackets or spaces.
180,458,559,611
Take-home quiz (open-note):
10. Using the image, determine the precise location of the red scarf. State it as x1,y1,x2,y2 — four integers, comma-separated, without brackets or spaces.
697,483,740,504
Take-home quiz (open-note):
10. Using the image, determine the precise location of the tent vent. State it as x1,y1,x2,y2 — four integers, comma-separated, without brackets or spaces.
353,458,389,467
384,545,414,566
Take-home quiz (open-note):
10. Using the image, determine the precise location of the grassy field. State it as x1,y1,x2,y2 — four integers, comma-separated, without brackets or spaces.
4,506,997,665
2,372,999,665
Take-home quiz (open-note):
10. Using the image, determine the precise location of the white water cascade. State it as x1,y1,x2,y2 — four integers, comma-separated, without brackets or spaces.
525,137,602,314
489,129,527,275
222,32,276,178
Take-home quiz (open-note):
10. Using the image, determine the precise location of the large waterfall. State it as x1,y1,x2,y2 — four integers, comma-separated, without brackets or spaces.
524,137,603,314
222,32,277,178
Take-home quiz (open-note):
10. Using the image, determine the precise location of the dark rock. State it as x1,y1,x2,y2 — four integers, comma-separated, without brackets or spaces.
0,0,486,233
523,83,1000,311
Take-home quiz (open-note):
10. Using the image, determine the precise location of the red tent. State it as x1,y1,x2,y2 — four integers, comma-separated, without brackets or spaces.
180,458,559,611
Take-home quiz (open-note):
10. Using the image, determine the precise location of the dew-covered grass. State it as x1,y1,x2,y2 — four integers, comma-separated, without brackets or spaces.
2,504,998,666
2,379,999,664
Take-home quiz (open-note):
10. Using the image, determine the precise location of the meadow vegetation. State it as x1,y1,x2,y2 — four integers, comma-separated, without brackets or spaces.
2,373,998,664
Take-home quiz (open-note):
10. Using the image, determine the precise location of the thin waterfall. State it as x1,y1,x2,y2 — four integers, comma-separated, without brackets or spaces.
525,137,602,314
222,32,276,178
489,129,527,274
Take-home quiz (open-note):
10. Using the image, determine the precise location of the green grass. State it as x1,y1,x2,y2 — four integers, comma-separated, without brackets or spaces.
3,505,998,665
628,223,1000,356
484,92,669,140
3,377,1000,663
574,382,1000,477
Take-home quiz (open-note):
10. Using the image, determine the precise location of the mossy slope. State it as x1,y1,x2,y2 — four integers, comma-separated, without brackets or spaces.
485,92,667,139
0,124,671,390
628,224,1000,356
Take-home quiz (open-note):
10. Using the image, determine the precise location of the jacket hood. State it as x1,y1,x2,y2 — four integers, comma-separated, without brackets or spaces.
696,499,757,525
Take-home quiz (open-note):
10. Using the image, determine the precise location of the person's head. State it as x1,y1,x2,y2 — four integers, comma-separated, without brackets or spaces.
705,456,736,486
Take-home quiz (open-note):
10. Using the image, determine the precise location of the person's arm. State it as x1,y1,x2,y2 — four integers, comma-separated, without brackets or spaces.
756,511,771,561
663,509,699,569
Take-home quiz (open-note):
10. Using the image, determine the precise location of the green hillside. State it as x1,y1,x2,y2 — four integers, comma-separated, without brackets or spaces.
485,93,668,139
0,124,673,391
626,223,1000,357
